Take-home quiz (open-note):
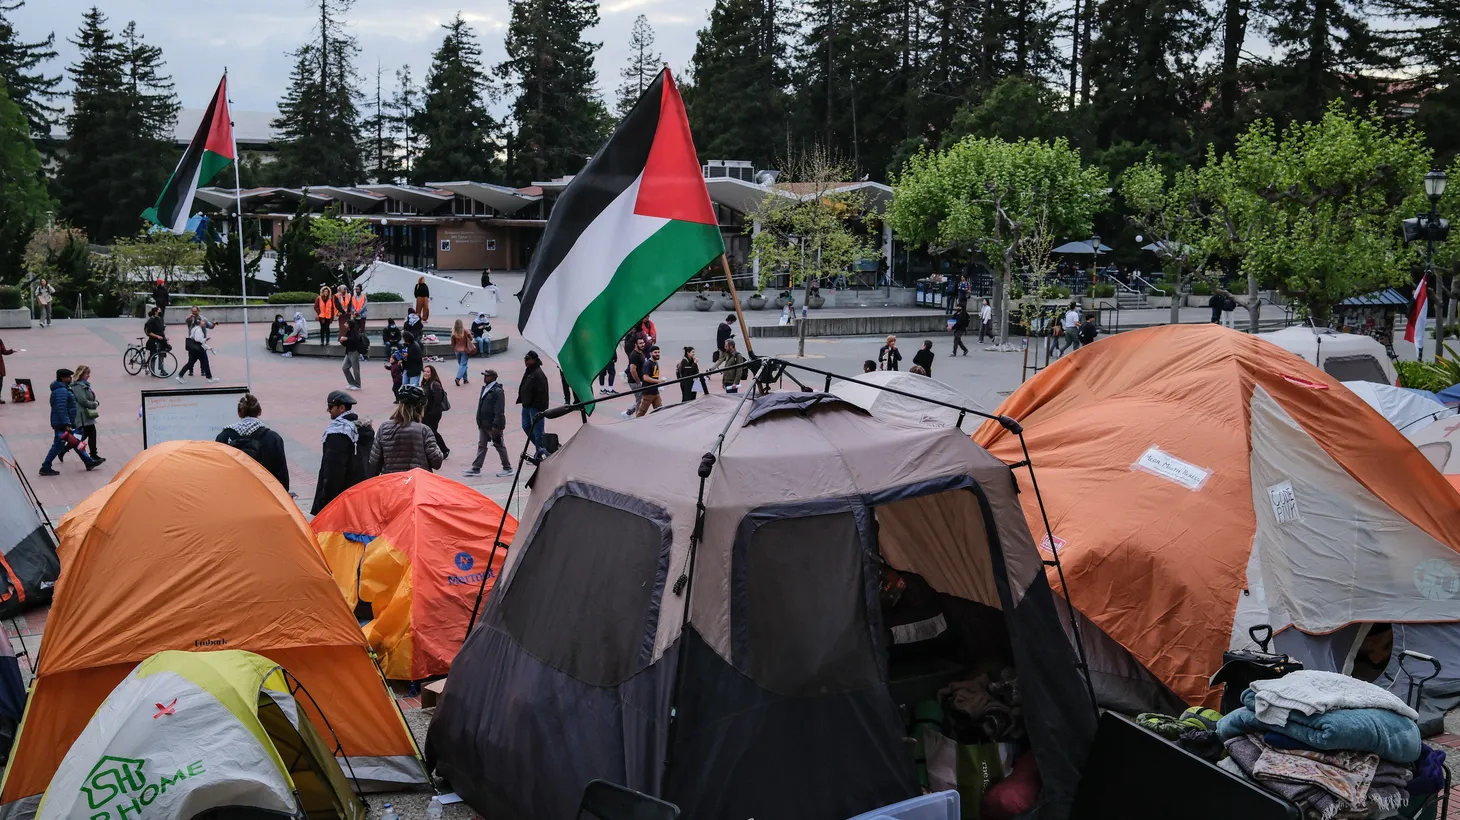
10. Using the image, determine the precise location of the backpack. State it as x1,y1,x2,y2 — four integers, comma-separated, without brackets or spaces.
228,429,265,463
438,383,451,412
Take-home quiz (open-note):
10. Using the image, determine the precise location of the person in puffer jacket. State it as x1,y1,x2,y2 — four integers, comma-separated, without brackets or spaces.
39,369,103,475
367,384,443,475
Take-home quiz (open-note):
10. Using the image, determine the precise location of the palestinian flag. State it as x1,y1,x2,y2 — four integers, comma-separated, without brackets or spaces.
518,68,724,406
142,74,234,233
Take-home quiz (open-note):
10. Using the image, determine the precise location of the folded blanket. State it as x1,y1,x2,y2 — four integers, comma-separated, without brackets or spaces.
1249,735,1378,805
1226,736,1410,820
1264,732,1319,752
1249,671,1417,726
1218,691,1421,763
1408,745,1447,796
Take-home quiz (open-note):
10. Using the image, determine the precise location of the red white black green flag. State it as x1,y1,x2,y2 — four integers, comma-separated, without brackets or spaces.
517,68,724,404
143,74,234,233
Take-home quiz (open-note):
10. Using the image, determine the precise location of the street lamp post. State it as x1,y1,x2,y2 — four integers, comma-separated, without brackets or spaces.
1425,170,1448,360
1089,234,1101,299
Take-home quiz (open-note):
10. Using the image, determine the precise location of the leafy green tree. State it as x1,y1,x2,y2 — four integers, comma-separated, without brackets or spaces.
498,0,609,186
748,146,879,291
1120,158,1208,324
56,8,178,242
271,0,362,185
0,77,51,283
616,14,661,117
274,195,327,293
889,136,1107,343
0,0,60,136
413,14,498,184
688,0,789,169
112,228,204,287
310,206,380,287
941,76,1068,148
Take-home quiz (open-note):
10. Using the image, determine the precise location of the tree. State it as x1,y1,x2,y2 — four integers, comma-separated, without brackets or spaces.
271,0,362,184
1380,0,1460,165
310,207,380,288
201,219,262,295
1250,0,1395,127
616,15,661,117
56,8,178,242
941,76,1068,148
274,194,327,293
748,146,879,292
1085,0,1206,159
413,14,498,184
387,64,422,178
687,0,789,170
889,136,1107,343
0,1,60,136
1120,158,1208,324
0,78,52,283
498,0,610,186
360,62,398,183
112,228,204,286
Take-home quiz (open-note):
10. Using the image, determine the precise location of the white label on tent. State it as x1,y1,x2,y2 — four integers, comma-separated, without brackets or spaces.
1131,447,1211,491
1039,533,1067,556
1414,559,1460,601
1267,480,1302,524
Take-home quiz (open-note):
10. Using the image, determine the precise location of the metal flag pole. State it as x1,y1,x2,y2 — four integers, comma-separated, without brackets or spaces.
226,69,253,389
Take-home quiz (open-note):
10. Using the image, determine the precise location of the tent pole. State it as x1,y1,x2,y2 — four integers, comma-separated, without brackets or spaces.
466,427,535,638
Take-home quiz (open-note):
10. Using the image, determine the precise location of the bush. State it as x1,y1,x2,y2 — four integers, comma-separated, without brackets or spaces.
1037,284,1071,299
1190,280,1213,296
1397,360,1451,391
268,291,318,304
0,286,19,310
1086,283,1116,298
368,290,404,302
49,304,72,320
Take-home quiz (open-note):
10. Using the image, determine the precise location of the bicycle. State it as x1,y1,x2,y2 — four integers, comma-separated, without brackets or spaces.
122,337,177,378
122,338,146,375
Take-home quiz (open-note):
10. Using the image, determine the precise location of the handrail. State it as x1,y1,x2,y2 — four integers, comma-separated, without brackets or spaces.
1129,272,1161,293
1102,273,1139,295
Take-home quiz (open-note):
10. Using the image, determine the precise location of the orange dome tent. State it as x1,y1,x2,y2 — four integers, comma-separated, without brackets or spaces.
976,324,1460,713
0,441,427,820
311,470,517,680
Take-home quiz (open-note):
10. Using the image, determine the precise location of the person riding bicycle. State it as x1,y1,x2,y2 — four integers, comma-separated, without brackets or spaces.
143,308,168,355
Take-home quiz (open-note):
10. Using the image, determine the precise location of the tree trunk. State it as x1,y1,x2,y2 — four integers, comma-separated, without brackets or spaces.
992,268,1008,346
1219,0,1247,149
1169,278,1181,326
1247,270,1260,334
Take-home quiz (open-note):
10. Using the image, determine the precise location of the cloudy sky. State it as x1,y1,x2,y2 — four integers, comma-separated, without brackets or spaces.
14,0,715,117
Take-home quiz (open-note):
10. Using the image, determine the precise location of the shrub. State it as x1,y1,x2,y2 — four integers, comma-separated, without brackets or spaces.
1190,280,1213,296
1037,284,1072,299
0,286,20,310
1397,360,1451,391
368,290,404,302
268,291,318,304
49,303,72,320
1085,283,1116,298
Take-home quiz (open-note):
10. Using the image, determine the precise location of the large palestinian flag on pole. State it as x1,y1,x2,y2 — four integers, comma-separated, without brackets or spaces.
142,74,234,233
518,68,724,406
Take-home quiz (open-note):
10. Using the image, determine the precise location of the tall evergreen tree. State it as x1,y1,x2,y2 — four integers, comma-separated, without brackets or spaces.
271,0,362,184
1084,0,1206,157
0,78,50,282
615,14,662,117
413,14,498,184
0,1,59,137
498,0,609,186
1379,0,1460,163
387,64,421,178
360,62,399,182
56,8,178,242
687,0,790,169
1250,0,1394,126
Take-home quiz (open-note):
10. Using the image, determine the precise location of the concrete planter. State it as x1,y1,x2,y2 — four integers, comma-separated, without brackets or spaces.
693,296,713,312
1147,296,1174,309
748,295,767,310
0,308,30,329
718,296,739,311
164,302,410,325
807,294,826,309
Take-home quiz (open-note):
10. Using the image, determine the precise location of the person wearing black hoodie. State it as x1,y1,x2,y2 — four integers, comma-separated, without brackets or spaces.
402,331,423,386
216,394,289,490
312,390,375,514
517,351,550,461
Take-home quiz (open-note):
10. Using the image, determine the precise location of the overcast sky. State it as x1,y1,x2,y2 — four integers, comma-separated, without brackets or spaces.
14,0,715,118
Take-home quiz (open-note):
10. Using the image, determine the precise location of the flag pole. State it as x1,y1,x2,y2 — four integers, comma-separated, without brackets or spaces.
718,254,754,358
226,69,253,389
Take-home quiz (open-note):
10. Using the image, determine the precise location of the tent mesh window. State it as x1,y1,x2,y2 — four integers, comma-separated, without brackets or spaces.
1322,355,1388,384
501,495,663,686
745,511,879,696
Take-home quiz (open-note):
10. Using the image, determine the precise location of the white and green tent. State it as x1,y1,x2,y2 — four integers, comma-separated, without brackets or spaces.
38,650,365,820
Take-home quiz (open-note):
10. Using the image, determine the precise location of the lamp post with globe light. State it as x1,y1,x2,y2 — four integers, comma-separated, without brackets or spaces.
1425,171,1447,359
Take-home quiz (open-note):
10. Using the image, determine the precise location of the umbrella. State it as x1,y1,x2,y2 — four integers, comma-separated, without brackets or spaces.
1052,240,1113,254
1140,240,1191,253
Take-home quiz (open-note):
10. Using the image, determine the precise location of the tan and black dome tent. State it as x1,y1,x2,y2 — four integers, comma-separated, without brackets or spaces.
428,392,1095,820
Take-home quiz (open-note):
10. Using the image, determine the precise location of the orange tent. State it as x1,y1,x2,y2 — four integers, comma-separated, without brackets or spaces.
311,470,517,680
976,324,1460,707
0,442,426,820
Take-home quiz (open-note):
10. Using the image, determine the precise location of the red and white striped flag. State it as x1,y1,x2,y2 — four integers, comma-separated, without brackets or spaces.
1407,271,1429,361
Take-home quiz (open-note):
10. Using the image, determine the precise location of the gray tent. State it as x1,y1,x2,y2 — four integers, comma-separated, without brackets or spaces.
0,433,57,616
428,393,1095,820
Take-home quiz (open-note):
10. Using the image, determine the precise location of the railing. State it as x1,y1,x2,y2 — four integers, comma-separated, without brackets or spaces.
1103,273,1140,295
1129,272,1162,293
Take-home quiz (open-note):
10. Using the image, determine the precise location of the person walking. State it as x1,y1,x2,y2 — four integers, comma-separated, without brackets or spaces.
597,347,618,395
978,298,994,344
1058,303,1082,356
413,276,431,322
314,286,335,346
715,314,736,361
451,319,473,386
38,369,103,476
151,279,169,314
422,364,451,459
34,278,54,327
340,317,367,390
878,335,902,371
622,334,647,417
402,331,423,387
177,310,218,384
676,347,707,402
720,340,747,393
470,312,492,356
912,340,935,376
951,307,971,355
518,351,550,461
463,368,514,478
216,393,289,490
368,385,443,476
69,366,100,459
0,337,15,403
1208,290,1224,324
1222,290,1238,328
1078,314,1100,347
313,390,375,513
635,345,664,417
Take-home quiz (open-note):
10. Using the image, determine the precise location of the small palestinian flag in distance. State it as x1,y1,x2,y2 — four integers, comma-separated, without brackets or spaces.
517,67,724,409
142,74,234,233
